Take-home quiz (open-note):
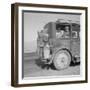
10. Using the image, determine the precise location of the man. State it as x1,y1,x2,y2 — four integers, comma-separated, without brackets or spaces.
63,26,70,38
37,29,49,60
37,29,51,69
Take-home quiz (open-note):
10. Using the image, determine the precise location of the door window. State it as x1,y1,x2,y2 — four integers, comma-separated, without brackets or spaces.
56,24,70,38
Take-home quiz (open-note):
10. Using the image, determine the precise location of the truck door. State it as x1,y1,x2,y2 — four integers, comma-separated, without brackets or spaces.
71,24,80,57
54,24,71,51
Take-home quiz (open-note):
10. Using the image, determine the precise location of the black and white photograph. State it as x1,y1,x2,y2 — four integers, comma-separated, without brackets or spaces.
23,11,81,78
11,3,88,87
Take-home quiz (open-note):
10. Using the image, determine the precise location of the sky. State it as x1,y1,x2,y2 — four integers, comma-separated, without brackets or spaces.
24,11,80,53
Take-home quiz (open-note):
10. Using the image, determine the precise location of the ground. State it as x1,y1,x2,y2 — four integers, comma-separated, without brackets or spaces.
24,53,80,78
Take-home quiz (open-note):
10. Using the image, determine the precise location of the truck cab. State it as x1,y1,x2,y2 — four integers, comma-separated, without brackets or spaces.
37,19,80,70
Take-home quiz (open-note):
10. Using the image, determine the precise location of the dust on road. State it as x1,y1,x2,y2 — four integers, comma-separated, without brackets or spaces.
24,59,80,78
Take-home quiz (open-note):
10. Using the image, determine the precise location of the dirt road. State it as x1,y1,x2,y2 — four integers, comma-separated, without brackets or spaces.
24,58,80,78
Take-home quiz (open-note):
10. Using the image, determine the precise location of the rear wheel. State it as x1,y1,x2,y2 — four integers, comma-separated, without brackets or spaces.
53,49,71,70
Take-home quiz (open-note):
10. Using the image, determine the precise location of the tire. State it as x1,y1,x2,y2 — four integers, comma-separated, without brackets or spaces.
53,49,71,70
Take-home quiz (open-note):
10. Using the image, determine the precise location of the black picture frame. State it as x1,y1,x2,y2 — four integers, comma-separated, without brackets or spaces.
11,3,88,87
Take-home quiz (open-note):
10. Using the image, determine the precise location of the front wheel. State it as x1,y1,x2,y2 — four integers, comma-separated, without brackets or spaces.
53,49,71,70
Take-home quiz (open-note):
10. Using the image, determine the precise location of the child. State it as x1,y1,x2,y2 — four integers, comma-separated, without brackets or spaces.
42,42,51,69
43,42,50,62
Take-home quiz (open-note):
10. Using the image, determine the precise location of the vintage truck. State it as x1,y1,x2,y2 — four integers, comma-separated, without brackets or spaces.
37,19,80,70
